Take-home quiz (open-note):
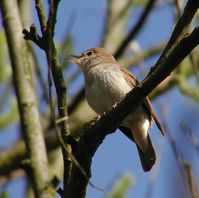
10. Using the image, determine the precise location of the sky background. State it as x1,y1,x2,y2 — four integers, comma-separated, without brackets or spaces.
0,0,199,198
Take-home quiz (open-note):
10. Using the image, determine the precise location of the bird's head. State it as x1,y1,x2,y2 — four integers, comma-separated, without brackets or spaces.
69,47,117,71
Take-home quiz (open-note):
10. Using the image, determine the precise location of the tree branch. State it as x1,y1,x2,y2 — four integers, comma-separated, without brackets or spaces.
0,0,54,197
0,133,59,176
67,12,199,198
66,2,199,194
2,54,198,177
23,0,73,195
154,0,199,67
35,0,47,34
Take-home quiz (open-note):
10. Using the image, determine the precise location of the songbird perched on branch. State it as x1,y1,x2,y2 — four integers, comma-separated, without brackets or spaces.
69,47,164,171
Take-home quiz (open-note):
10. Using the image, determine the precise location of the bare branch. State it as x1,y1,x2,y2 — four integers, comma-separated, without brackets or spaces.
0,0,54,197
67,21,199,198
155,0,199,67
35,0,47,34
183,163,199,198
22,0,76,195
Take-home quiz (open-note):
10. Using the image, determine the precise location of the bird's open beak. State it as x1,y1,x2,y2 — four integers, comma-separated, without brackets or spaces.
68,54,83,63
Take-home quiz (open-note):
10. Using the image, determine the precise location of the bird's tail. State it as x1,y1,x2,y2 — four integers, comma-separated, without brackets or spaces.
136,134,156,172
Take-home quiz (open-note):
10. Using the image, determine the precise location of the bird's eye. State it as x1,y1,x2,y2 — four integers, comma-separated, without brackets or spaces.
86,51,94,56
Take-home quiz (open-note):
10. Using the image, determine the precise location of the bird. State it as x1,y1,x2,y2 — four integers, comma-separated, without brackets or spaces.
69,47,164,171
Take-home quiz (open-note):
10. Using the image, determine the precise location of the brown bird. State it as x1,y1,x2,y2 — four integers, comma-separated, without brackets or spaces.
69,47,164,171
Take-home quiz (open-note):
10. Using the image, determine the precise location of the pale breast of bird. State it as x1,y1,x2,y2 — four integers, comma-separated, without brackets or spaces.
84,63,132,115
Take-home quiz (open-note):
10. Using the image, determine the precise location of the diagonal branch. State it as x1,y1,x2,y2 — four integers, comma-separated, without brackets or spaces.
81,26,199,156
154,0,199,67
67,24,199,198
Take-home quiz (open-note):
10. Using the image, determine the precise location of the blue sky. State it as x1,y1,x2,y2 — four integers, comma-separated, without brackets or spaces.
1,0,199,198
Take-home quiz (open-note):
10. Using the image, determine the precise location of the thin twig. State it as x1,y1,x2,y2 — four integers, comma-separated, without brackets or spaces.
154,0,199,67
35,0,47,34
0,0,54,197
183,163,199,198
45,0,72,195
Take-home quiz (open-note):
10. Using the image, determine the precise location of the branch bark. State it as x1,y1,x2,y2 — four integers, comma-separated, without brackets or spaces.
66,0,199,195
23,0,72,196
0,0,54,197
155,0,199,66
68,26,199,198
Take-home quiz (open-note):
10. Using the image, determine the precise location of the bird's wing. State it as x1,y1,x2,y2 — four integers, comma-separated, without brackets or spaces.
120,67,138,87
120,66,164,135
